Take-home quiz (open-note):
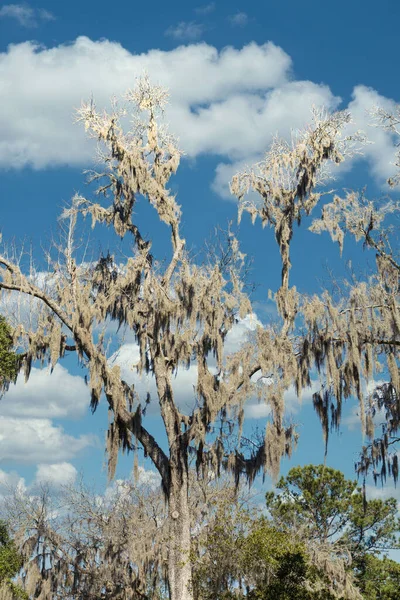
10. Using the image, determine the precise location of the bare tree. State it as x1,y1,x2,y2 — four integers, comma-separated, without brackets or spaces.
1,477,169,599
0,78,398,599
1,471,249,599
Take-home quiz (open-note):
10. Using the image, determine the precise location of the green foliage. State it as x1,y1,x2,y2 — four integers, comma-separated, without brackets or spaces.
355,554,400,600
0,520,28,600
191,499,250,600
0,315,20,395
266,464,399,552
2,465,399,599
346,494,399,556
266,464,400,599
266,464,357,543
191,496,338,600
193,464,399,599
242,519,326,600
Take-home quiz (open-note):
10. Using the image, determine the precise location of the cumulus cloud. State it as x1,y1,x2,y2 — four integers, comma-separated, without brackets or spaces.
165,21,205,41
0,36,397,198
211,80,341,198
222,313,261,355
0,417,97,464
135,465,161,489
34,462,77,487
94,468,161,511
347,85,399,184
0,364,89,419
0,37,290,170
0,3,54,28
229,12,249,27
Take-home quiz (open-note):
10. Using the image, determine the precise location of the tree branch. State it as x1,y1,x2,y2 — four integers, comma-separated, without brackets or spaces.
0,280,73,331
136,421,170,488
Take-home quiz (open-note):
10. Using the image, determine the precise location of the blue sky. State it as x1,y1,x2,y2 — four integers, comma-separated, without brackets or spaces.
0,0,399,518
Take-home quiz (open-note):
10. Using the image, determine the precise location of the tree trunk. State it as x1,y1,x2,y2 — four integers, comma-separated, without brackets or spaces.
168,463,193,600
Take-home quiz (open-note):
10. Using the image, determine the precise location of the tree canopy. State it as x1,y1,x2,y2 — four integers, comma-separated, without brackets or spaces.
0,77,398,599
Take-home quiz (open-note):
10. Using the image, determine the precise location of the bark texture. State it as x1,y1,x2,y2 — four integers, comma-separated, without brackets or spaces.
168,468,193,600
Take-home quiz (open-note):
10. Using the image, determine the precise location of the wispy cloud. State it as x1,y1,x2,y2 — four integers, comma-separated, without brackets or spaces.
0,3,55,28
195,2,215,15
229,12,249,27
165,21,205,41
38,8,55,22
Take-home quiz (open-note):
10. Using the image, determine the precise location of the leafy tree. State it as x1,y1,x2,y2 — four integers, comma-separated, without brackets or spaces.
238,519,327,600
0,520,28,600
266,465,399,550
266,465,400,598
191,485,356,599
3,466,399,599
0,315,20,396
346,492,399,557
266,465,356,544
0,77,398,599
355,554,400,600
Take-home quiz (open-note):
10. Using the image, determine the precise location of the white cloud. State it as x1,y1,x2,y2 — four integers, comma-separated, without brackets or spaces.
0,467,26,495
223,313,261,355
245,401,271,419
0,417,96,464
211,80,341,199
0,3,35,27
107,467,161,496
0,36,397,197
229,12,249,27
165,21,205,41
135,465,161,489
34,462,77,487
0,3,54,28
0,37,290,170
194,2,215,15
364,483,400,514
0,364,89,419
38,8,54,22
245,379,320,419
171,75,330,164
347,85,399,185
101,468,161,508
